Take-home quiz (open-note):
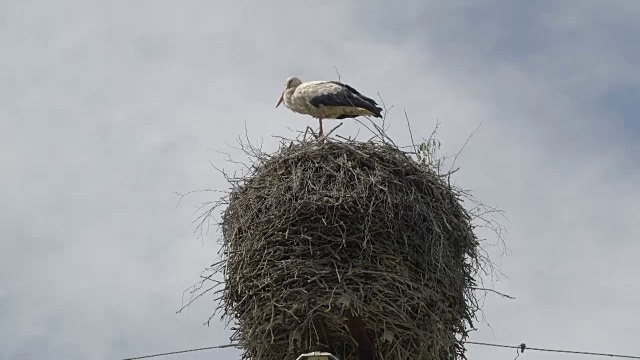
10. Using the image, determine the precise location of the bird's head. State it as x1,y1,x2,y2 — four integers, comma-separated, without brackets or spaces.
276,76,302,108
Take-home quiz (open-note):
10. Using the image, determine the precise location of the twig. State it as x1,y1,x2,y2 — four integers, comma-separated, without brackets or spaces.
404,109,416,154
449,122,482,175
334,66,342,82
471,287,515,300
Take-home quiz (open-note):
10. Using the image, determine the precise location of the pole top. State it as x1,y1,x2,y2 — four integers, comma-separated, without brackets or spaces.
294,351,340,360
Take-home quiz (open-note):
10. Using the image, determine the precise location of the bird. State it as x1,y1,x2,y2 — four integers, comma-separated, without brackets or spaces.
276,76,383,136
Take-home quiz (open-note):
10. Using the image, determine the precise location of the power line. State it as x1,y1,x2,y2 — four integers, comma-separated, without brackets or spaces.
465,341,640,359
122,341,640,360
121,343,237,360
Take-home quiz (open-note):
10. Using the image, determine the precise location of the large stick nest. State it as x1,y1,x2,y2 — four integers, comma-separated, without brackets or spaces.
202,135,491,360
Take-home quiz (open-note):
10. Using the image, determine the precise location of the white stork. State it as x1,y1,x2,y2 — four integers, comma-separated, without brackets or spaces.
276,76,383,136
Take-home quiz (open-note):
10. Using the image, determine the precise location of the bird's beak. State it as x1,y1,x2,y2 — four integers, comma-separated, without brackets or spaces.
276,91,284,108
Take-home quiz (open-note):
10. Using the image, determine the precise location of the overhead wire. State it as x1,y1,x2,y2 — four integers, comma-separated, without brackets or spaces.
121,343,237,360
466,341,640,359
122,340,640,360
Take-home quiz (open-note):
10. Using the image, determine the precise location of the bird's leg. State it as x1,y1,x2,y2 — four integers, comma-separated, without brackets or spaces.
318,117,324,137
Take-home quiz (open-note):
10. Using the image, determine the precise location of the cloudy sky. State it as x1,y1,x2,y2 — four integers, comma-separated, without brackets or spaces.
2,1,639,359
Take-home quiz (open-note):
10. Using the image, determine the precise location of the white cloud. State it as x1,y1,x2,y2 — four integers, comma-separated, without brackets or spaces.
1,1,639,359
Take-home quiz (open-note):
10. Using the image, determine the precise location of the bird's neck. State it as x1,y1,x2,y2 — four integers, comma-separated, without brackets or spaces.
285,87,297,96
283,87,298,104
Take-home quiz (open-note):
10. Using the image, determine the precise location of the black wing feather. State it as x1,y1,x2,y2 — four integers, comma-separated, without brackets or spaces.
308,81,383,117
